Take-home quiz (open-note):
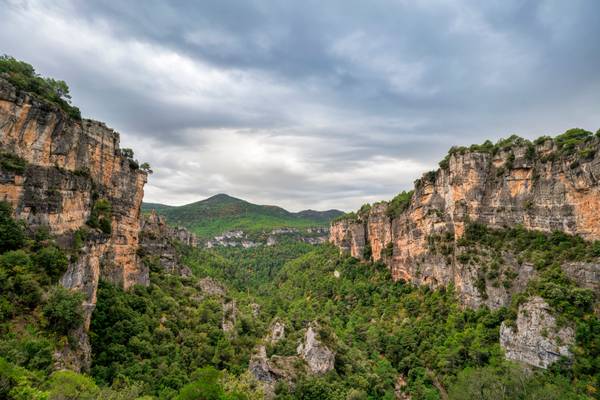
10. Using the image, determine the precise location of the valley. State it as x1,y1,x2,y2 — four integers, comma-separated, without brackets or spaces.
0,57,598,400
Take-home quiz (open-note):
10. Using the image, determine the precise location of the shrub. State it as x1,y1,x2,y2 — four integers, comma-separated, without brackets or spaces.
87,199,112,235
555,128,593,155
0,55,81,119
46,370,99,400
0,153,27,174
578,147,595,160
363,243,372,260
386,191,413,218
439,155,450,169
533,135,552,145
42,287,84,335
0,201,25,252
175,366,224,400
33,246,69,282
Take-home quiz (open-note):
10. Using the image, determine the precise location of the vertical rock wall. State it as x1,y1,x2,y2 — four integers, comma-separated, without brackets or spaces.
331,138,600,309
0,78,148,370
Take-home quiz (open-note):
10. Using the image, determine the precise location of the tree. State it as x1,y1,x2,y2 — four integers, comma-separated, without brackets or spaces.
46,370,99,400
42,287,84,335
33,246,69,282
0,201,25,252
140,162,153,174
0,55,81,119
175,366,225,400
120,148,134,159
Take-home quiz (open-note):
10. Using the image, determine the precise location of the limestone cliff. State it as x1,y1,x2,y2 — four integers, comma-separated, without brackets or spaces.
331,135,600,309
0,77,147,370
330,133,600,369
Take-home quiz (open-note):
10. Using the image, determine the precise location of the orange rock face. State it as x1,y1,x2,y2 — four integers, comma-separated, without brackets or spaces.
0,78,148,369
0,78,147,289
331,137,600,308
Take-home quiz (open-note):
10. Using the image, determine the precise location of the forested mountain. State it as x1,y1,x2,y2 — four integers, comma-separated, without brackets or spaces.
142,194,343,240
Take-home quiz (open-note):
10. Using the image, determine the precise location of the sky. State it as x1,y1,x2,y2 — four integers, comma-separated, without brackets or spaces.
1,0,600,211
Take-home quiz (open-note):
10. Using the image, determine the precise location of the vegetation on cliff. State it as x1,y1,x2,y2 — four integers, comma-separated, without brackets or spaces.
0,55,81,119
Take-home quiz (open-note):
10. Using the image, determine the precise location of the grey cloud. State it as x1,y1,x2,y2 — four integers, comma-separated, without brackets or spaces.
1,0,600,210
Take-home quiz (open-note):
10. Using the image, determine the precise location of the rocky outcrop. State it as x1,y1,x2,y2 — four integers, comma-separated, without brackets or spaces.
206,227,329,248
249,345,304,398
197,277,227,297
331,136,600,309
222,300,237,333
269,320,285,344
0,77,147,370
500,297,574,368
296,324,335,374
139,210,196,276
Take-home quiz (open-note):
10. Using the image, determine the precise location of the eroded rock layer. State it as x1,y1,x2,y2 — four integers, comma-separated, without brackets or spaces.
330,138,600,309
0,78,148,370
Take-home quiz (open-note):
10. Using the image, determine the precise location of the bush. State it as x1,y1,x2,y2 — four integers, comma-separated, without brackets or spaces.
386,191,413,218
42,287,84,335
33,246,68,282
0,55,81,119
46,370,99,400
0,153,27,174
87,199,112,235
0,201,25,252
175,366,224,400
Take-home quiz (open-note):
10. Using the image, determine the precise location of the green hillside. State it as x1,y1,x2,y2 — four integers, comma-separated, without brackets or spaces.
142,194,343,239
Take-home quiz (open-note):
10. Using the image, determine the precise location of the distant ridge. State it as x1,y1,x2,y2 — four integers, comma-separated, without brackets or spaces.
142,194,343,239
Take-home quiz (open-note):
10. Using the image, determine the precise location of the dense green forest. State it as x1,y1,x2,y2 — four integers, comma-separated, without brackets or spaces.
0,198,598,399
141,194,342,240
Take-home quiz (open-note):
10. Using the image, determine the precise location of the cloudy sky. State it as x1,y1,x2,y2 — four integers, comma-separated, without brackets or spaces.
1,0,600,211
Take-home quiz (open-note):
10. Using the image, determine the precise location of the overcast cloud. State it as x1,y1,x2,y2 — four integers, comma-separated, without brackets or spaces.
1,0,600,211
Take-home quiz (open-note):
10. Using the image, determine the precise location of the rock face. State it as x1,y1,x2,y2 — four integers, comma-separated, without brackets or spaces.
0,77,147,370
330,138,600,309
249,345,303,398
500,297,574,368
139,210,197,276
222,300,237,333
269,320,285,344
206,227,329,248
297,324,335,374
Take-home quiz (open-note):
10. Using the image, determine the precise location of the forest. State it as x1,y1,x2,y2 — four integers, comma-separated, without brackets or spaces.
0,199,597,399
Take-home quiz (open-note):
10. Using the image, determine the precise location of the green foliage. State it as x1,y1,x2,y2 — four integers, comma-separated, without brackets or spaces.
87,199,112,234
0,55,81,119
331,212,357,223
33,246,68,282
554,128,593,155
386,191,413,218
0,357,48,400
89,272,261,395
140,162,153,174
0,201,26,253
46,370,99,400
447,362,584,400
143,194,343,240
0,153,28,174
42,287,84,335
357,203,371,216
175,366,224,400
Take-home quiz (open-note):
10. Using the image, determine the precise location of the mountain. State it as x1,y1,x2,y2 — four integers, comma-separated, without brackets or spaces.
142,194,343,239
